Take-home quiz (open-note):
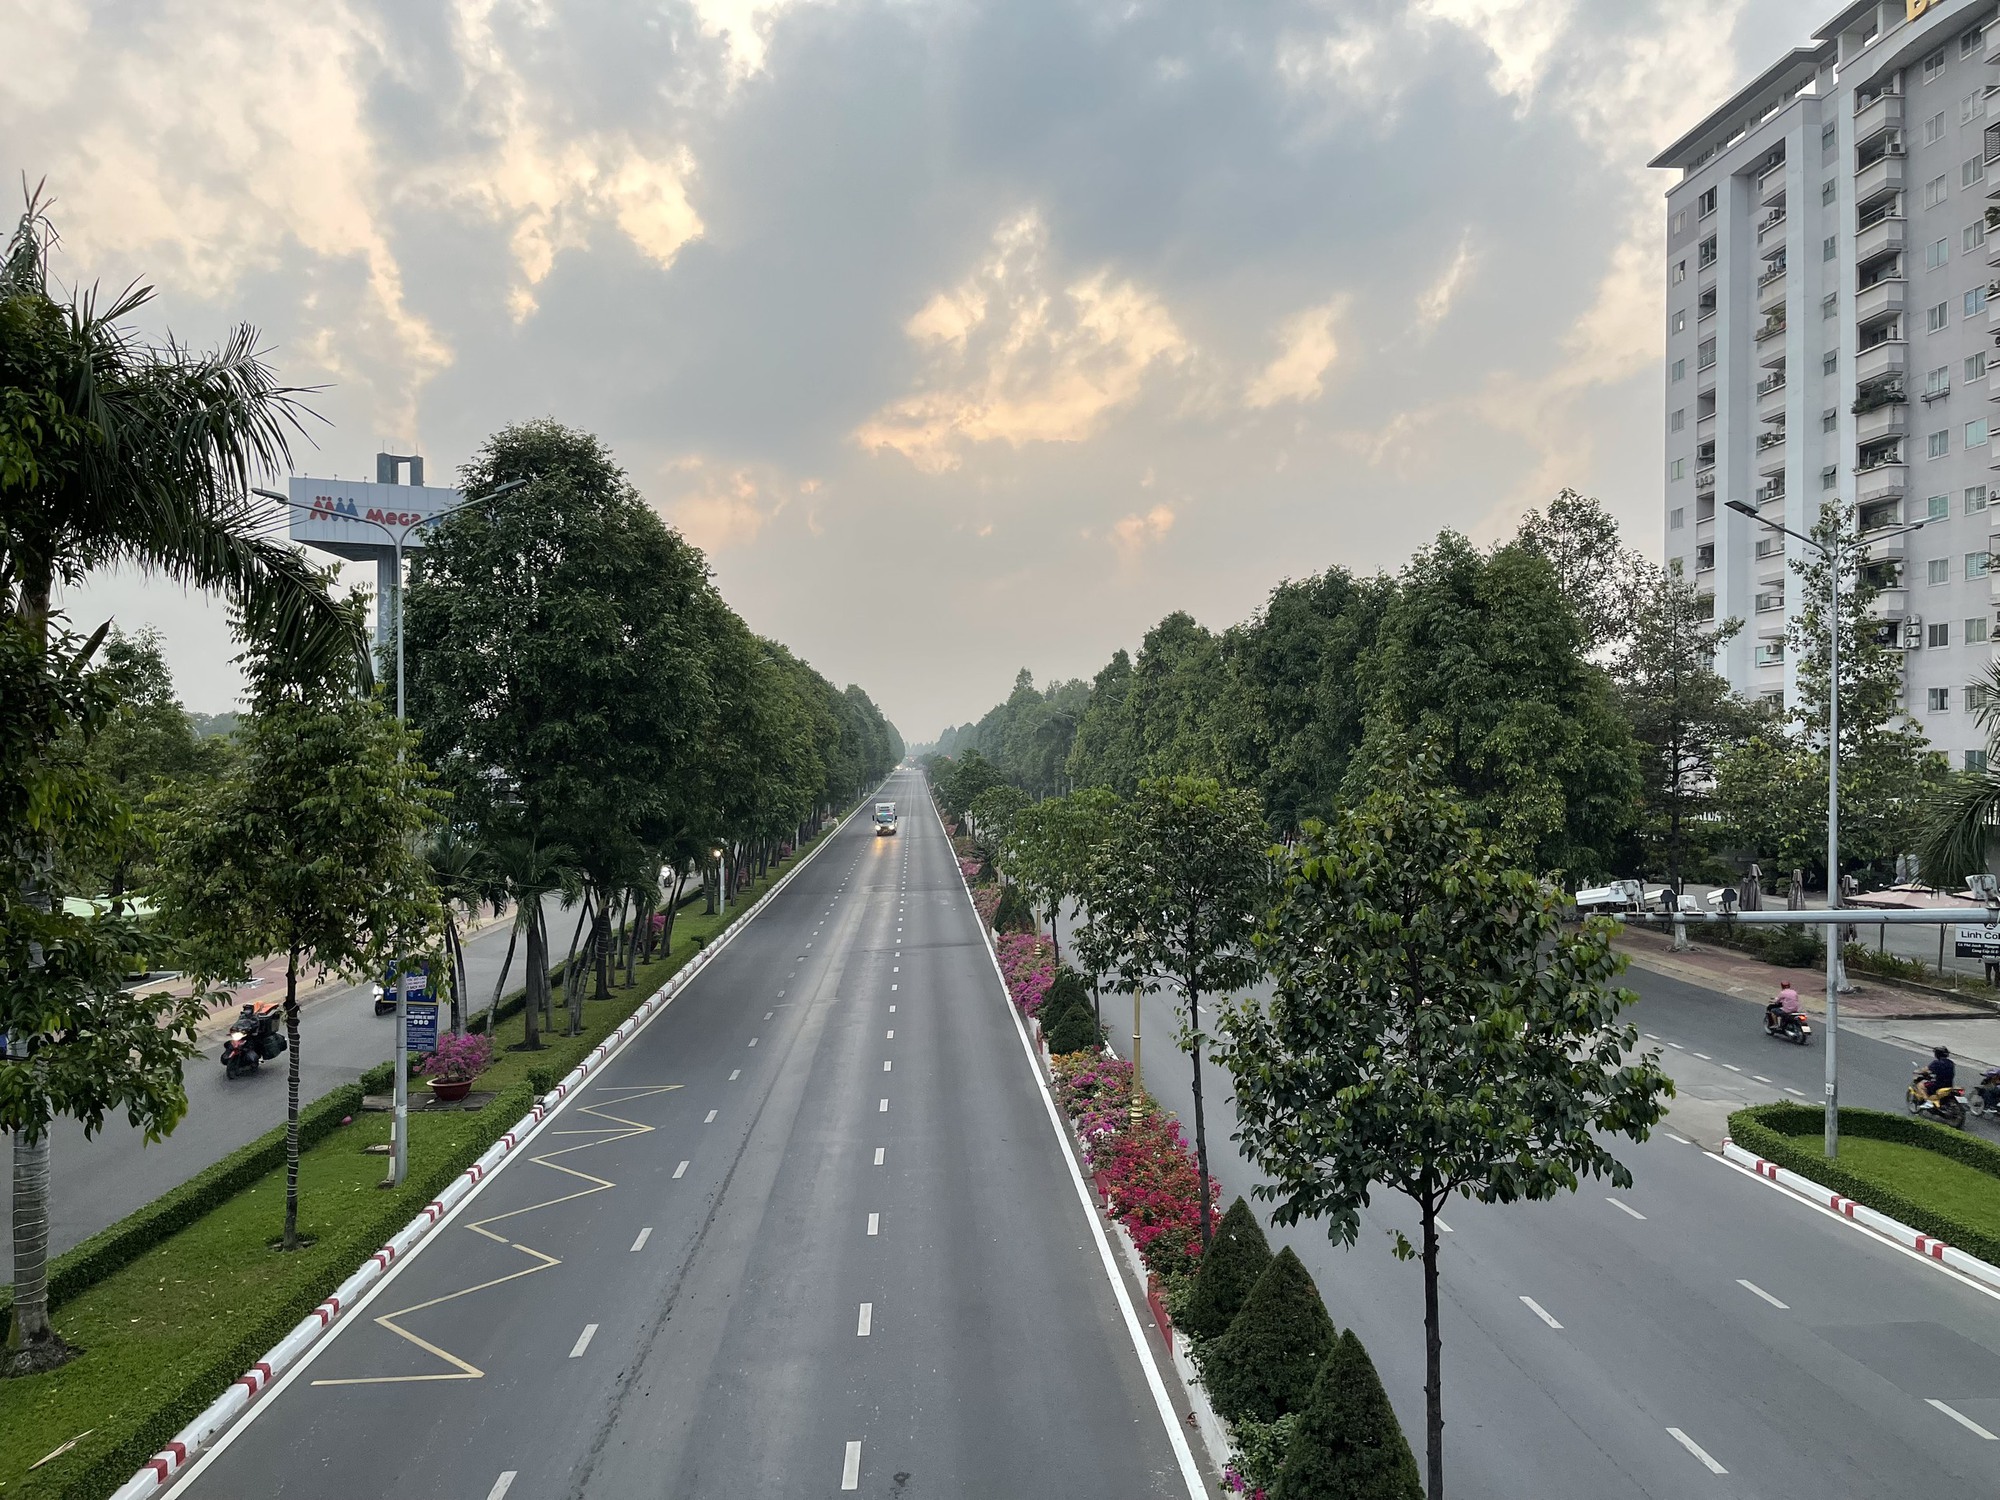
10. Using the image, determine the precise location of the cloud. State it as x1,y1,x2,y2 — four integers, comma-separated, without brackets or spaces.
1110,504,1176,555
659,456,791,551
1414,231,1474,335
854,210,1191,473
1246,297,1343,408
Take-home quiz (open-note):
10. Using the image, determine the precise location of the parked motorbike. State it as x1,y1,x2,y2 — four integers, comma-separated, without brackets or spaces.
1968,1067,2000,1119
221,1001,287,1078
1762,1006,1812,1045
1907,1065,1969,1129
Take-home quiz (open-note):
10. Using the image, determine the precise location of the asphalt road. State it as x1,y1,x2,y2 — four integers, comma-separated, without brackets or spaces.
163,772,1198,1500
3,893,565,1267
1075,942,2000,1499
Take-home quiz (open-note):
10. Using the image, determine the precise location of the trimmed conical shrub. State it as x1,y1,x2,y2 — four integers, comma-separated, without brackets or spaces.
993,883,1034,932
1180,1197,1274,1341
1044,999,1103,1055
1202,1247,1337,1425
1272,1329,1422,1500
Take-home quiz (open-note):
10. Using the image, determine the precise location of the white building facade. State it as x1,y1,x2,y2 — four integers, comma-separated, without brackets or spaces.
1655,0,2000,770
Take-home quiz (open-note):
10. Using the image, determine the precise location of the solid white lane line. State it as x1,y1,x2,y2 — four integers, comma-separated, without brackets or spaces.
1666,1427,1727,1474
841,1441,862,1489
879,1098,888,1112
729,1069,740,1081
874,1147,885,1165
883,1060,892,1072
867,1213,880,1236
857,1303,873,1336
1607,1198,1647,1220
673,1160,689,1179
1737,1278,1787,1309
630,1228,652,1251
569,1323,598,1358
1520,1296,1562,1329
486,1474,517,1500
1927,1398,2000,1439
705,1109,718,1123
886,1030,894,1039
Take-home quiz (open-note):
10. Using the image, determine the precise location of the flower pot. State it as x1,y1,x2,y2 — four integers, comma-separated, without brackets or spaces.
428,1076,474,1103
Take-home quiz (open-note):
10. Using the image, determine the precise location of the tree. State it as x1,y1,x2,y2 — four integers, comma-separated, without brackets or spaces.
1179,1195,1273,1341
155,605,443,1248
1921,664,2000,885
1273,1330,1423,1500
1200,1246,1337,1425
1216,774,1671,1500
1055,786,1126,1030
968,783,1030,867
1,615,206,1366
1514,488,1638,657
1610,562,1752,888
426,825,505,1034
936,749,1003,824
1100,775,1266,1251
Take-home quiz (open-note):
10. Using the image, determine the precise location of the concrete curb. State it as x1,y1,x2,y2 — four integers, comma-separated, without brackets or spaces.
1719,1139,2000,1294
112,808,858,1500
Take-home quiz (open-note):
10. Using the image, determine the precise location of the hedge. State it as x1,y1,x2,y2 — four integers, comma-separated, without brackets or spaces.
1203,1247,1338,1426
1181,1196,1274,1342
1728,1102,2000,1265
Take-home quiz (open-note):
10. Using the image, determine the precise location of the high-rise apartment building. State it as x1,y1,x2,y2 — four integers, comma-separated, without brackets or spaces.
1654,0,1999,771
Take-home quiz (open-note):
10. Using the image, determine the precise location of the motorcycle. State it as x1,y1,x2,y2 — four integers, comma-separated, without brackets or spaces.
1907,1065,1968,1129
1763,1005,1812,1045
1968,1067,2000,1119
220,1001,287,1078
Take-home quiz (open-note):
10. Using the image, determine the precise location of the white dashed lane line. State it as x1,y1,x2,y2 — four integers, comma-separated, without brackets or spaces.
1927,1399,2000,1440
1520,1296,1562,1330
485,1474,517,1500
841,1441,863,1490
569,1323,598,1358
1666,1428,1728,1474
857,1303,873,1336
866,1213,880,1236
1737,1279,1787,1309
705,1110,719,1123
673,1161,689,1179
630,1227,652,1252
1607,1198,1646,1221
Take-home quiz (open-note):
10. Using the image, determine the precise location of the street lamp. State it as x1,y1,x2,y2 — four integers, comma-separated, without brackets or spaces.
254,475,525,1186
1726,496,1926,1157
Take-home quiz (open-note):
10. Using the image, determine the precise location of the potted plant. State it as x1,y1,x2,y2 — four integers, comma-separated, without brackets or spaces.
421,1031,492,1102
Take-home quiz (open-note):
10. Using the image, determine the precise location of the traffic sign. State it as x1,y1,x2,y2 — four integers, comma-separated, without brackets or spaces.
405,999,439,1056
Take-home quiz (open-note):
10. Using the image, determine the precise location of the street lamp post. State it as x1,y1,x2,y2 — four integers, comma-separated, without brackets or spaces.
254,477,524,1186
1726,498,1925,1157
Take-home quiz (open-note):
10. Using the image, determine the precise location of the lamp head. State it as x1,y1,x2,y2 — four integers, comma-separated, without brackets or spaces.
1725,499,1757,517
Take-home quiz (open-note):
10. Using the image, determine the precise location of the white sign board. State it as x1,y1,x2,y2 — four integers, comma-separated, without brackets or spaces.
286,476,463,562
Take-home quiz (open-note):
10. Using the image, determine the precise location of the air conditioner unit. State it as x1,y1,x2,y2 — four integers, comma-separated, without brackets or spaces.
1904,616,1926,650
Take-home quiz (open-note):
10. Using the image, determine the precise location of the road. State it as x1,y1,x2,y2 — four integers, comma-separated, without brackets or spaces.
163,772,1199,1500
3,894,565,1268
1076,936,2000,1498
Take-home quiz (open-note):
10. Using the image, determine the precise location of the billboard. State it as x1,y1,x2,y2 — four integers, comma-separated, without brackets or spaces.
286,476,463,561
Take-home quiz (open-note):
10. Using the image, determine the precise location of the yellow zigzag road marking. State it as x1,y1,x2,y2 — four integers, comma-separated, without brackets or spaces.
311,1084,682,1386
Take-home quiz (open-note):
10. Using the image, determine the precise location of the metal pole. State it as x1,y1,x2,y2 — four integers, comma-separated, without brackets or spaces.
1824,533,1840,1159
1130,983,1144,1127
390,530,409,1189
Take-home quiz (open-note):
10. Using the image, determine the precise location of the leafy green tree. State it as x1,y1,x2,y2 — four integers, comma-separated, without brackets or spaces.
1216,774,1671,1500
1201,1246,1337,1425
1273,1329,1423,1500
1922,667,2000,885
1180,1195,1273,1341
1100,775,1266,1250
968,783,1030,867
1349,532,1639,879
155,606,444,1248
426,825,505,1033
1053,786,1126,1028
936,749,1004,823
1514,488,1638,657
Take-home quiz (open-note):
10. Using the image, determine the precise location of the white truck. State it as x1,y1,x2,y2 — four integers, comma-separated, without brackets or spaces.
874,801,898,836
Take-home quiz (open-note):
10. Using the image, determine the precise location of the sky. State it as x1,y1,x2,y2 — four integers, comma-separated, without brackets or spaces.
5,0,1831,743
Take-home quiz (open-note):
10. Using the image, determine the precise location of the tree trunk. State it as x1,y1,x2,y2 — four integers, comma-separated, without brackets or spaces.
564,894,591,1035
663,867,686,954
523,904,545,1049
283,948,303,1251
445,919,465,1034
591,897,612,1001
1185,984,1214,1253
487,911,520,1038
1422,1199,1444,1500
8,1128,53,1348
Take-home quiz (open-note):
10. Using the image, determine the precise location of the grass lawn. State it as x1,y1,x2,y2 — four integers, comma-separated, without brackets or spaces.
0,837,823,1499
1833,1136,2000,1245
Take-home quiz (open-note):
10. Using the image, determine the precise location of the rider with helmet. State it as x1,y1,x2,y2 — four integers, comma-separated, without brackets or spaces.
1915,1045,1957,1104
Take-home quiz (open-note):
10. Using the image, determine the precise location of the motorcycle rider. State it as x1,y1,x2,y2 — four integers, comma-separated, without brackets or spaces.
1915,1045,1957,1105
1766,978,1802,1032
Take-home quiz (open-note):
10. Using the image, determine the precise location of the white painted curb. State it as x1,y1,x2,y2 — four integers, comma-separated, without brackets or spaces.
110,807,859,1500
1720,1139,2000,1294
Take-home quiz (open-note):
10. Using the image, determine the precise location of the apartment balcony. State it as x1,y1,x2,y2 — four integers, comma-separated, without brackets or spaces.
1694,466,1716,492
1855,151,1906,204
1986,122,2000,168
1855,404,1908,444
1755,313,1788,344
1854,91,1903,145
1856,210,1907,264
1755,433,1788,473
1697,409,1717,435
1757,208,1789,246
1857,470,1906,506
1757,155,1788,207
1859,531,1912,566
1756,379,1788,420
1755,478,1788,506
1857,337,1908,385
1757,270,1788,315
1866,588,1909,621
1854,277,1905,326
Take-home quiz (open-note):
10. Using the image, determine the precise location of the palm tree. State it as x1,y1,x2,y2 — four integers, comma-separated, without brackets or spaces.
1920,661,2000,888
425,827,506,1033
484,829,577,1049
2,189,364,1359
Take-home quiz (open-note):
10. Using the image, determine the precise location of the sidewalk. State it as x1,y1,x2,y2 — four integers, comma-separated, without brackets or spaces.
1616,925,1996,1021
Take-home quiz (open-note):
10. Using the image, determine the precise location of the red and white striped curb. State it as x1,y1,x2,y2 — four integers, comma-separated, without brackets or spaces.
110,808,857,1500
1720,1139,2000,1294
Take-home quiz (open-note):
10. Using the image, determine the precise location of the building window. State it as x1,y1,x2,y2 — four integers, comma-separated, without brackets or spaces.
1824,178,1839,206
1928,112,1948,144
1972,684,1994,713
1823,408,1839,433
1823,122,1839,156
1966,88,1989,122
1670,507,1685,530
1929,365,1952,395
1695,543,1715,572
1968,485,1989,512
1971,352,1990,382
1925,49,1947,83
1822,291,1839,319
1930,687,1952,713
1822,465,1840,489
1699,235,1718,268
1967,156,1988,189
1930,493,1952,520
1930,237,1951,269
1927,175,1949,209
1671,209,1687,236
1931,429,1952,457
1670,458,1686,480
1931,557,1953,584
1971,550,1992,578
1930,301,1952,332
1755,590,1785,613
1672,309,1686,333
1824,234,1839,261
1670,408,1686,432
1969,616,1990,644
1755,642,1785,668
1931,622,1953,647
1970,749,1989,772
1824,350,1840,374
1668,557,1684,577
1964,28,1987,58
1696,594,1716,622
1697,337,1717,370
1970,286,1990,317
1970,220,1990,253
1673,358,1686,382
1697,186,1717,217
1970,418,1991,447
1673,259,1686,284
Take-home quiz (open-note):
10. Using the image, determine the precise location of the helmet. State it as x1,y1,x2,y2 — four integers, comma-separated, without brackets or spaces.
1935,1046,1952,1059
